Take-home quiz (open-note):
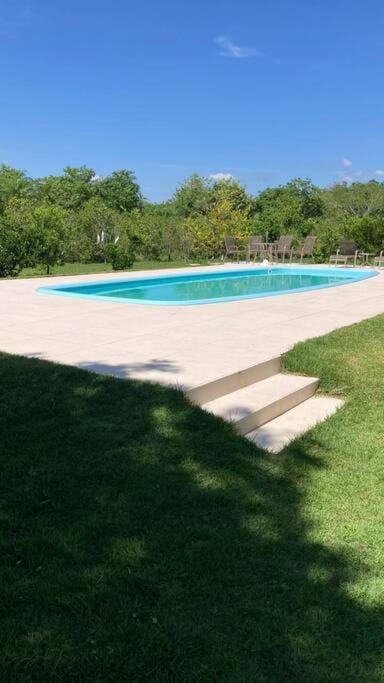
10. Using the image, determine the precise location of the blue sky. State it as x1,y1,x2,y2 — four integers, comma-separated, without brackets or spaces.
1,0,384,201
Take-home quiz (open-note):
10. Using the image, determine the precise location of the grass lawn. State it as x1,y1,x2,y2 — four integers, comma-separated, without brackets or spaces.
17,260,200,279
1,315,384,680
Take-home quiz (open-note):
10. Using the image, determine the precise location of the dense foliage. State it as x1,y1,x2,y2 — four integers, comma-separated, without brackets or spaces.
0,163,383,275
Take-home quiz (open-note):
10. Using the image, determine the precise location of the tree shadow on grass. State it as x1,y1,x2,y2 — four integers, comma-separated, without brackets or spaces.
0,353,383,681
77,357,182,380
21,353,182,381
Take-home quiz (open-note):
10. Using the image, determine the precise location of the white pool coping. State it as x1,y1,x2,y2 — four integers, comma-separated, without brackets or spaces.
1,263,384,391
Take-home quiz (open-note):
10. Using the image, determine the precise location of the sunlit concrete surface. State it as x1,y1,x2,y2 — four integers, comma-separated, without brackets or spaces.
247,396,345,453
1,264,383,391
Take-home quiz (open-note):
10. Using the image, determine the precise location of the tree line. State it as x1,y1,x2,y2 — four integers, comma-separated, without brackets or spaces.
0,164,384,276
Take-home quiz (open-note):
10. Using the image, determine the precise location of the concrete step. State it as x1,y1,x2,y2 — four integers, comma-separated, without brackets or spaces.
246,395,344,452
202,373,319,435
187,355,281,405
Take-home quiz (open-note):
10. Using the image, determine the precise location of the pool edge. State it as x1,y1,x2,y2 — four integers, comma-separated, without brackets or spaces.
36,266,379,307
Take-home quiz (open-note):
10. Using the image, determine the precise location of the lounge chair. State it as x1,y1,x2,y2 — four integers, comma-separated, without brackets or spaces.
271,235,293,263
247,235,266,261
329,240,359,266
224,236,247,262
290,236,317,264
374,241,384,268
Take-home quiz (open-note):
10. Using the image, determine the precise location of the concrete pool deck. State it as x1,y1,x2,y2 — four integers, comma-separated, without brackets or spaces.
1,264,383,391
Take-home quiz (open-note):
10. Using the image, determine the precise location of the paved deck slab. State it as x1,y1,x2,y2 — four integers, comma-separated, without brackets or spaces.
0,264,383,390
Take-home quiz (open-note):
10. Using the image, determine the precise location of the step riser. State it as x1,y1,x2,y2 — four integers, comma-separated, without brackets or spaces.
187,356,281,405
235,379,319,435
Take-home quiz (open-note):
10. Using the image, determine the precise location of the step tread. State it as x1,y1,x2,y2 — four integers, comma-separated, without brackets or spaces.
246,396,344,452
202,373,318,422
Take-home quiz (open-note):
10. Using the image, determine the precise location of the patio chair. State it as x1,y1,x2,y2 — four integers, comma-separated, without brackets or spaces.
290,236,317,264
271,235,293,263
374,240,384,268
247,235,266,261
224,236,247,262
329,240,359,267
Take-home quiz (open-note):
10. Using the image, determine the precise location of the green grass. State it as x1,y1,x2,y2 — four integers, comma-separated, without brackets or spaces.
1,316,384,680
17,260,196,279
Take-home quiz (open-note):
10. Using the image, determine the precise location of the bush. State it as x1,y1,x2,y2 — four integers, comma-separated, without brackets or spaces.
106,241,135,270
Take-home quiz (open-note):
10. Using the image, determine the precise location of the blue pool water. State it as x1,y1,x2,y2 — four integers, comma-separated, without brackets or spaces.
38,267,377,306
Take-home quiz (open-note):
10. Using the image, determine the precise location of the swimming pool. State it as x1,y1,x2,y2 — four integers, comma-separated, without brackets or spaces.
38,267,377,306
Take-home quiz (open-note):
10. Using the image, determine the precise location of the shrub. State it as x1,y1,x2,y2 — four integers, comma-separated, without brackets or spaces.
106,241,135,270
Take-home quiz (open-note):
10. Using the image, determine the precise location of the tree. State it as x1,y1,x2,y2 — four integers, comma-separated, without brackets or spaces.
253,187,303,239
30,205,68,274
0,165,33,213
0,198,37,274
122,203,187,261
0,199,68,275
211,178,253,215
39,166,96,210
172,175,213,217
323,180,384,218
183,196,253,261
94,170,142,212
0,223,26,276
285,178,324,219
78,197,120,262
253,178,324,240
